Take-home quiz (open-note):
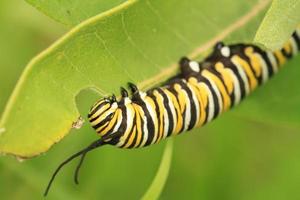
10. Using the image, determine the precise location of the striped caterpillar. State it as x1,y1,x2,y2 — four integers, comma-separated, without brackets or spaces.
44,28,300,196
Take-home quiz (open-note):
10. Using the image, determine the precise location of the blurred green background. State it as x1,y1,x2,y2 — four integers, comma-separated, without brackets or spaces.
1,0,300,200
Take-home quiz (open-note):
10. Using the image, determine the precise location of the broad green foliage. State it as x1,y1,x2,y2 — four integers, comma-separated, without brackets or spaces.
25,0,127,26
0,0,271,158
1,0,300,200
254,0,300,50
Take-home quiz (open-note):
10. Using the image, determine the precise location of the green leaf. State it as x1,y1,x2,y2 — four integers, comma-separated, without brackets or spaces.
25,0,127,26
0,0,272,158
254,0,300,50
142,139,173,200
2,0,300,199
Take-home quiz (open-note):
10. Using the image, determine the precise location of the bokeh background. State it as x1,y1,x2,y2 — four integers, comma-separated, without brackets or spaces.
1,0,300,200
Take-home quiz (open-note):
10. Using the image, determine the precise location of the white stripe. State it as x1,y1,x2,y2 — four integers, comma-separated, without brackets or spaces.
136,108,148,147
255,53,269,83
181,88,191,132
140,114,148,147
165,91,177,136
201,83,214,122
187,83,200,128
157,93,170,139
203,73,223,115
112,111,122,133
231,58,250,95
117,105,134,147
138,92,149,146
143,97,159,145
267,51,278,73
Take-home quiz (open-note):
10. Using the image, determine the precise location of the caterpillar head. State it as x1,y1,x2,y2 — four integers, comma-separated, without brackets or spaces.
45,95,119,196
88,95,118,136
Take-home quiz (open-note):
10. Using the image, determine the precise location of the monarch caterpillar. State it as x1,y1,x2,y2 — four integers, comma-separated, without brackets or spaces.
44,28,300,196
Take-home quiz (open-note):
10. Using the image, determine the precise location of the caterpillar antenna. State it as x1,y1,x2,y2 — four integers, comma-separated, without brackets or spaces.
74,151,87,184
43,139,105,197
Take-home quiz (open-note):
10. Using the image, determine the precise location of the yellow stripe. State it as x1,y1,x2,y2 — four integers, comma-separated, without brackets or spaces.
174,84,186,113
95,121,109,133
215,62,234,95
188,78,205,127
283,42,292,54
245,47,262,77
188,77,207,126
90,109,112,126
100,109,120,135
133,104,143,148
198,83,210,125
119,104,135,147
202,70,231,111
91,99,104,109
124,125,136,148
89,103,110,120
232,55,258,91
153,90,165,142
274,50,286,66
174,84,186,133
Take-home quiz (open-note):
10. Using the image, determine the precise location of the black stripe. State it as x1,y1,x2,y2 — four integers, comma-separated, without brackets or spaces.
148,90,163,144
224,58,246,100
176,81,189,133
107,106,127,146
92,113,113,130
121,112,136,148
197,76,220,120
129,92,155,147
88,101,107,119
126,96,146,148
133,105,145,148
238,45,262,85
253,46,275,78
180,82,197,130
273,51,280,67
292,32,300,51
168,85,185,134
207,67,234,109
166,86,180,136
281,47,293,59
157,88,174,137
117,105,127,137
142,89,156,146
193,76,210,124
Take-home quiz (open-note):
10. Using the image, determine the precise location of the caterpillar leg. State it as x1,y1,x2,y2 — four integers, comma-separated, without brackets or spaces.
214,41,225,51
128,82,139,94
179,56,201,77
214,41,231,57
120,87,129,97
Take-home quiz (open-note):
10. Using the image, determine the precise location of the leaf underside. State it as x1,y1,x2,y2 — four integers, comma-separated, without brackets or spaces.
254,0,300,50
2,0,300,199
4,0,299,159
